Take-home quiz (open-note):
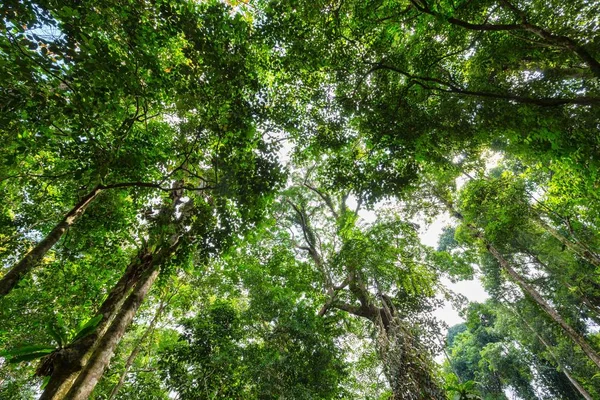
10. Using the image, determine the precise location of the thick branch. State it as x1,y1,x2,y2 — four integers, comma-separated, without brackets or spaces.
303,183,339,219
409,0,600,78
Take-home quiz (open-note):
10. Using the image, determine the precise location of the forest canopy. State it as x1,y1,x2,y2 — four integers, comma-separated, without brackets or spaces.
1,0,600,399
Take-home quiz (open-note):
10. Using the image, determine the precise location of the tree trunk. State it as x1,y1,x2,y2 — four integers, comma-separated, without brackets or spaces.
39,251,150,400
533,217,600,268
504,301,593,400
329,297,444,398
436,194,600,370
108,293,167,400
0,186,103,298
40,182,186,400
65,266,160,400
563,369,593,400
487,243,600,370
39,367,79,400
376,317,446,400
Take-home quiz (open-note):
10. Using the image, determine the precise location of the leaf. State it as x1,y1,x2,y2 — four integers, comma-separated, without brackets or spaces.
463,380,476,390
41,376,51,390
72,315,103,342
47,323,66,348
9,351,55,364
0,344,56,358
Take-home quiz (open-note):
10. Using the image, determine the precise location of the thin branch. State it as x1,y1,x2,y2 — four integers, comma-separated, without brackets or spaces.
365,63,600,106
286,199,333,289
303,183,339,219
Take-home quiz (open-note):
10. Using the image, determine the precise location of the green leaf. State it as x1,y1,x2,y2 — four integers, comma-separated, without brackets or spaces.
9,351,55,364
0,344,56,358
72,315,103,342
41,376,51,390
47,323,66,348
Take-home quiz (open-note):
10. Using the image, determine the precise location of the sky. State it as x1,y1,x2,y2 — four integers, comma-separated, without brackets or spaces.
419,214,489,328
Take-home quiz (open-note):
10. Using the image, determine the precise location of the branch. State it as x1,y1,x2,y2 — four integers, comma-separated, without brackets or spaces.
365,63,600,106
99,181,213,192
410,0,600,78
286,200,333,289
318,275,351,316
330,300,375,319
7,31,76,94
303,183,339,219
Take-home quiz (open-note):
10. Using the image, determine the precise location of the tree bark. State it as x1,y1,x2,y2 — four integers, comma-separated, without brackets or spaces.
563,369,593,400
533,217,600,268
65,266,160,400
487,243,600,370
107,293,167,400
506,302,593,400
39,254,148,400
330,281,444,399
376,318,446,400
61,188,186,399
39,367,79,400
0,186,103,298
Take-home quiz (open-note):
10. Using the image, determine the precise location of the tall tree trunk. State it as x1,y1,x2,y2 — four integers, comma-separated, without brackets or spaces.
39,250,153,400
108,292,168,400
40,182,186,400
505,302,593,400
376,317,446,400
563,369,593,400
486,243,600,370
0,186,103,298
436,193,600,369
66,265,160,400
533,217,600,268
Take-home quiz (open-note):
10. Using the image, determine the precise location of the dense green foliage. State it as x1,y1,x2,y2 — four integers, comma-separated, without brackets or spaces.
1,0,600,399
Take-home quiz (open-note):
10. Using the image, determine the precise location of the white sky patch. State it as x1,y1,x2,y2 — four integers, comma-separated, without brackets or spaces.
435,277,489,327
419,214,489,329
346,195,376,222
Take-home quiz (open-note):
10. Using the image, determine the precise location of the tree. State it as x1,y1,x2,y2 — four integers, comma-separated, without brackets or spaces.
2,1,283,397
3,0,600,397
444,300,598,399
263,169,447,400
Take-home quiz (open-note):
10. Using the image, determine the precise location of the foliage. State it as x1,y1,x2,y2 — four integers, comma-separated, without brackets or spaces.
2,0,600,398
